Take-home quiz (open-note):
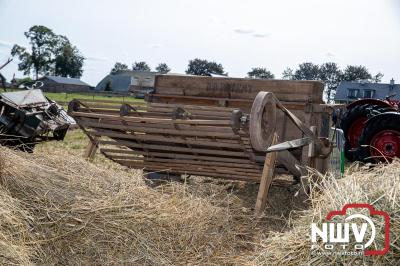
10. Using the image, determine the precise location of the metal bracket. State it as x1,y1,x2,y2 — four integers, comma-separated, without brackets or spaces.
266,137,311,152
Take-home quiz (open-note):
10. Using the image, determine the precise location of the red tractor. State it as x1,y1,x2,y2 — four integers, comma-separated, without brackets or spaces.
340,97,400,162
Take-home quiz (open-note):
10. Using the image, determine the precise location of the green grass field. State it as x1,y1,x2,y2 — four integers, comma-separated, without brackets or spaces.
44,92,144,104
0,88,145,105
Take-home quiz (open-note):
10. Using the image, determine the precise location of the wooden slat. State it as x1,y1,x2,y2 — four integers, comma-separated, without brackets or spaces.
97,139,248,157
75,98,147,105
71,111,232,126
77,116,236,134
93,132,244,150
113,160,260,182
100,148,262,165
102,153,262,173
82,121,237,138
154,75,323,103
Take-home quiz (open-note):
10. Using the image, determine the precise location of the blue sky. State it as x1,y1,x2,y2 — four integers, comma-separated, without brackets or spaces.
0,0,399,86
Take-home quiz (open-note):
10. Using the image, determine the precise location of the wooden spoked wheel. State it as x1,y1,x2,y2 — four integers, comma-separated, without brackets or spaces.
250,91,277,151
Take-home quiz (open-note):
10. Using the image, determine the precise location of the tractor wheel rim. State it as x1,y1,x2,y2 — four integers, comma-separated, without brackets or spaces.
348,117,367,148
370,130,400,159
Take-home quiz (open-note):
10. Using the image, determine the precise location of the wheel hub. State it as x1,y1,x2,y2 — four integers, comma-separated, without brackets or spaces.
370,130,400,159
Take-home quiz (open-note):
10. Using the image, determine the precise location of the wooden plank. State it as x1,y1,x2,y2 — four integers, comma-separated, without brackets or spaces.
151,101,310,111
91,131,244,150
84,137,98,161
81,102,147,109
77,116,236,134
71,111,232,126
82,121,238,138
106,155,262,171
96,139,249,157
154,75,323,102
147,107,233,116
74,98,147,105
255,133,278,217
113,160,261,182
100,148,262,165
115,159,262,175
104,155,263,173
153,90,318,103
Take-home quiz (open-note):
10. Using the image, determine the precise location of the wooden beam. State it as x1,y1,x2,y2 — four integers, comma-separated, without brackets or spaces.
84,137,98,161
71,111,232,126
255,133,278,217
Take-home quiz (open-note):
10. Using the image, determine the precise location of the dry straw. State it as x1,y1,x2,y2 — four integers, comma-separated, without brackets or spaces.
247,162,400,265
0,146,254,265
0,145,399,265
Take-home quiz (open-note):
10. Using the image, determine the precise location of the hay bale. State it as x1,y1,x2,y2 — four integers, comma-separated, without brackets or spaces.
247,162,400,265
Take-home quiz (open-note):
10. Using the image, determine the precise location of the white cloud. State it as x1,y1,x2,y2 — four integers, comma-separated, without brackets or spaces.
151,44,162,49
234,29,253,34
253,33,270,38
234,30,270,38
325,52,335,57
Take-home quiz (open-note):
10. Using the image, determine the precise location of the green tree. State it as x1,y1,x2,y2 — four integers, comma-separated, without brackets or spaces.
11,25,85,79
185,58,225,76
54,35,84,78
155,63,171,74
282,67,294,80
132,61,151,71
319,62,343,103
247,67,275,79
372,73,384,83
110,62,129,74
341,65,372,81
14,77,33,87
11,25,57,79
293,62,320,80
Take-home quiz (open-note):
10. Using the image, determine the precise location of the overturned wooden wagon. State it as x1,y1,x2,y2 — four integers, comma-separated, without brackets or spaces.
68,75,333,213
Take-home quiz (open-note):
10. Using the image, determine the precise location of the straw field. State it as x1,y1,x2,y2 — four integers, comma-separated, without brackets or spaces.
0,134,398,265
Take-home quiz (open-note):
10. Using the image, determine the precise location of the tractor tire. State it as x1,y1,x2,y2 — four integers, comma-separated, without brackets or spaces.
356,115,400,163
340,104,392,161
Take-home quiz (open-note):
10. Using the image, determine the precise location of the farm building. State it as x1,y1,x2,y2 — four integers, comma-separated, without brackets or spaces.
95,70,157,95
37,76,92,93
334,79,400,103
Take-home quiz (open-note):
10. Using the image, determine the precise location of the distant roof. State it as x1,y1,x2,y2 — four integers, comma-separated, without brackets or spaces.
113,70,158,76
95,71,158,92
335,80,400,101
41,75,91,86
95,74,132,92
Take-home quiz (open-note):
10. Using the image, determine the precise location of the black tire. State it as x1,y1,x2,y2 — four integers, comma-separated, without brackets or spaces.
356,115,400,163
340,104,392,161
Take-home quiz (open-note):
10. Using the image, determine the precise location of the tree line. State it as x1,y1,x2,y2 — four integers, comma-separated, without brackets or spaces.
11,25,384,102
111,59,383,102
280,63,383,102
110,62,171,74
